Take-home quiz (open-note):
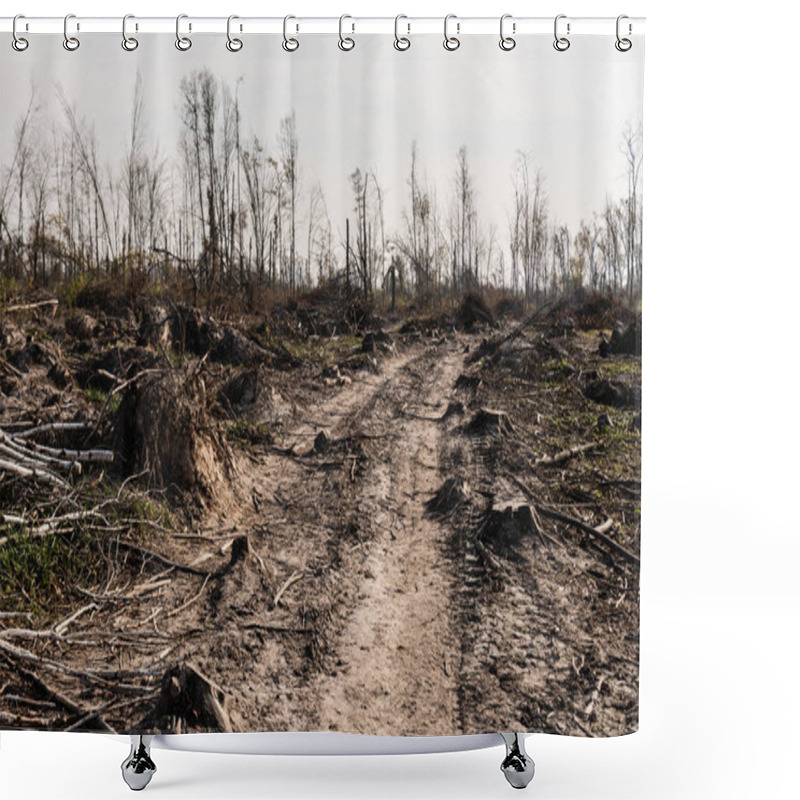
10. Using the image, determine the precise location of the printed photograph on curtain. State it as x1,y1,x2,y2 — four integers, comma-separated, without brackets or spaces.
0,30,643,737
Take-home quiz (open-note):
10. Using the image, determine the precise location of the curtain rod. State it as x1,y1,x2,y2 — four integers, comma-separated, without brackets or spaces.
1,16,645,37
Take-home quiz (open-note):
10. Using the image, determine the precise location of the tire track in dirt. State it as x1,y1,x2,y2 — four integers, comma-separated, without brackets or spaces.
307,339,468,735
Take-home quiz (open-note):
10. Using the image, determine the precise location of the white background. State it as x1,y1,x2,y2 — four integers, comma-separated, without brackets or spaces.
2,1,798,798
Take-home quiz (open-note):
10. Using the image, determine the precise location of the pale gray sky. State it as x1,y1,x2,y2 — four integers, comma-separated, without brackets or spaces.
1,32,643,247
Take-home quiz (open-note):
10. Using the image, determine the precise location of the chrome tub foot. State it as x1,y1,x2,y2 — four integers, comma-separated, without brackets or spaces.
121,735,157,791
500,732,535,789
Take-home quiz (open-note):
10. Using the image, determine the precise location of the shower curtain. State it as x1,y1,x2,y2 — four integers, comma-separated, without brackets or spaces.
0,18,643,739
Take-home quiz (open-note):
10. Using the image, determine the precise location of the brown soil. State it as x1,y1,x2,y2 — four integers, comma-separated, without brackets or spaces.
1,308,640,738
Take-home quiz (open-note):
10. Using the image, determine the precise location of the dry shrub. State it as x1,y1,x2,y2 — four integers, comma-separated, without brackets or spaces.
114,369,236,504
547,289,636,331
456,291,495,331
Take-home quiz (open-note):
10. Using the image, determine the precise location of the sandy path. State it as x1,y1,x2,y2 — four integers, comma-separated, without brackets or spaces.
309,339,468,735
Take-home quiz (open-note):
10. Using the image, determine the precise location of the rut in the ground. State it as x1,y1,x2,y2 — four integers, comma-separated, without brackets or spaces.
310,341,467,735
180,337,470,734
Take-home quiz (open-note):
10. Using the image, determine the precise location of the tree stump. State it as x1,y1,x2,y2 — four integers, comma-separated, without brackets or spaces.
426,477,471,515
137,663,232,734
466,408,515,437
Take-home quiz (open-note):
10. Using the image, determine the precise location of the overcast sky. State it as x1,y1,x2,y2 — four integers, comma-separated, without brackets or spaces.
1,32,644,244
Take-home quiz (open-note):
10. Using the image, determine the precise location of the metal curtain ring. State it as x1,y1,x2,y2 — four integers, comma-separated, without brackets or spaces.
615,14,632,51
553,14,570,51
394,14,410,50
338,14,355,51
443,14,460,51
176,13,192,50
122,14,139,51
283,15,299,51
499,14,515,51
12,14,29,51
227,15,243,51
63,13,80,51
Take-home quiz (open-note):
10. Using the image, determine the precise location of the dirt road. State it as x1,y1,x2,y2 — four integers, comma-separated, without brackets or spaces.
1,324,639,738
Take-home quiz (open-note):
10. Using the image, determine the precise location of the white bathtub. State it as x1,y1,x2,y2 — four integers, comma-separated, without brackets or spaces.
150,730,504,756
118,731,535,790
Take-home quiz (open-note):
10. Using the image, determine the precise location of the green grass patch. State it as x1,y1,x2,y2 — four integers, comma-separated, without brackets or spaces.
0,482,173,619
227,419,275,446
283,335,361,367
84,386,122,413
0,521,106,619
600,359,641,376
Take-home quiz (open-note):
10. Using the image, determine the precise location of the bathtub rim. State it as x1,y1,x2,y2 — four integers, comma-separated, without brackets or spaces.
107,731,515,756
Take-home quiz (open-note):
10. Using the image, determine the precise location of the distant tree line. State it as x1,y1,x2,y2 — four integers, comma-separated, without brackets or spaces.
0,69,642,309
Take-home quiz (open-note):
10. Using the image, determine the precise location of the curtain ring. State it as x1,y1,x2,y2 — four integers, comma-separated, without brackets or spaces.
63,13,80,51
443,14,460,51
499,14,516,51
338,14,355,51
122,14,139,51
227,15,243,51
615,14,632,52
553,14,570,51
176,13,192,51
394,14,410,51
283,15,299,51
12,14,29,51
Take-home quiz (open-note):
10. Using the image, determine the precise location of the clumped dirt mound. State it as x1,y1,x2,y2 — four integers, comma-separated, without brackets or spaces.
286,285,374,336
600,317,642,357
170,305,214,355
492,293,526,320
137,303,271,367
82,346,166,391
583,377,640,409
218,368,260,411
209,326,268,366
64,312,97,340
361,329,394,354
114,370,236,503
73,279,135,317
547,290,637,331
456,291,495,331
399,315,454,338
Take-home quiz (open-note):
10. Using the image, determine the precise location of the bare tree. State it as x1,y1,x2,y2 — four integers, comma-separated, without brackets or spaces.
278,112,299,292
397,142,438,304
621,122,643,303
348,168,384,304
58,89,117,265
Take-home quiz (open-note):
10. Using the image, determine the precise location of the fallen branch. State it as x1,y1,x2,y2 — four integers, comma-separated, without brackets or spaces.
0,456,65,487
535,441,601,467
2,299,59,314
166,575,210,619
507,474,640,568
13,422,89,439
115,540,213,577
272,570,303,609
